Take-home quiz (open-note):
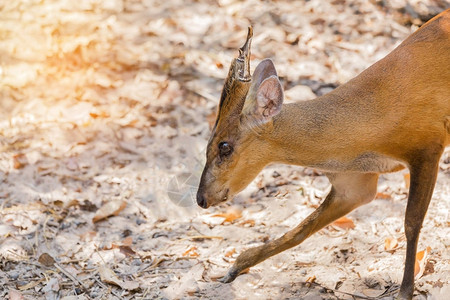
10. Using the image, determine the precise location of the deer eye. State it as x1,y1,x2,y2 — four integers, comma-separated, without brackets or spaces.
218,142,233,157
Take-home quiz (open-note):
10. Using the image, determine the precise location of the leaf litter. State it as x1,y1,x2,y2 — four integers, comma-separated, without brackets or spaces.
0,0,449,299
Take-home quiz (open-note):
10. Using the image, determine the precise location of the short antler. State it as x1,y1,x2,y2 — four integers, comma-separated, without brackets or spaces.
215,26,253,117
237,26,253,82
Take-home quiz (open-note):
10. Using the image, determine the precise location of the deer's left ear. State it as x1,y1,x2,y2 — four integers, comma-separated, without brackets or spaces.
242,59,284,123
255,75,283,120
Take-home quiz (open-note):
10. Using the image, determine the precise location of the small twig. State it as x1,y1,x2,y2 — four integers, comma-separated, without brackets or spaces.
0,198,9,211
53,262,90,295
93,276,124,300
61,257,91,264
136,257,168,276
175,256,200,261
37,253,91,297
94,243,107,265
308,281,374,299
378,283,400,298
139,287,151,300
380,221,396,238
6,249,29,261
43,214,51,248
172,235,224,243
18,277,46,291
34,229,39,256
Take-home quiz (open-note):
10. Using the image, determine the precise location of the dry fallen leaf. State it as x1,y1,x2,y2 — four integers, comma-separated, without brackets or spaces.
119,245,136,257
384,237,399,251
414,246,431,279
305,275,316,287
403,173,411,190
92,200,127,223
362,288,385,298
122,236,133,246
38,253,56,266
89,111,110,119
1,0,448,298
212,207,242,224
18,279,45,291
99,265,122,287
80,231,97,242
239,219,256,227
182,246,199,257
98,265,140,291
240,268,250,275
332,217,355,230
8,289,25,300
120,280,140,291
42,277,60,300
215,61,223,69
225,248,236,258
13,153,28,169
376,192,391,200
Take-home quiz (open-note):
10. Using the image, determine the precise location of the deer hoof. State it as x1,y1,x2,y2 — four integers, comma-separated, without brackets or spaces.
218,269,239,283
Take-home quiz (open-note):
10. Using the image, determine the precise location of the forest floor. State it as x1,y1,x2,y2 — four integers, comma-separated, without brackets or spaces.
0,0,449,299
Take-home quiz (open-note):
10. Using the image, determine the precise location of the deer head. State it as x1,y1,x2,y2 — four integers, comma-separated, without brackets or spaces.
197,27,284,208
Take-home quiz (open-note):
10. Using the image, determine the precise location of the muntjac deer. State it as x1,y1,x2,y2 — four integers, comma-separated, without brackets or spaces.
197,10,450,300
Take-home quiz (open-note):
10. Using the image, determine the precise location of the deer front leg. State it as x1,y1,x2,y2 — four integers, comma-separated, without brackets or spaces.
398,151,442,300
220,172,378,283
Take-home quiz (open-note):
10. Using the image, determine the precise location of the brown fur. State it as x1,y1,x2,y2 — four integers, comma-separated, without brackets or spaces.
197,9,450,300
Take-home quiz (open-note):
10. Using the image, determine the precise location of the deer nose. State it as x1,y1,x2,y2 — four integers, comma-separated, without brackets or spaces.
196,191,208,209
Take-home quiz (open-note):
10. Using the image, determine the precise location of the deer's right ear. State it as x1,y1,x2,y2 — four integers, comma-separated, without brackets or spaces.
255,75,283,119
242,59,284,124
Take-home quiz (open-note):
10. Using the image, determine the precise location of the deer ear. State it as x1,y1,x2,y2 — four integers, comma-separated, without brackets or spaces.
242,59,284,123
255,75,283,120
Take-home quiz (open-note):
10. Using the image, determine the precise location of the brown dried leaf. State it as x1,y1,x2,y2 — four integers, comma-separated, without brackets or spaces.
38,253,56,267
332,217,355,230
224,248,236,258
182,246,199,257
239,219,255,227
92,200,127,223
376,192,391,200
403,173,411,190
384,237,399,251
424,259,435,276
414,246,431,279
212,207,242,224
99,265,139,290
119,245,136,257
122,236,133,246
13,154,28,169
241,268,250,275
89,111,110,119
99,265,122,287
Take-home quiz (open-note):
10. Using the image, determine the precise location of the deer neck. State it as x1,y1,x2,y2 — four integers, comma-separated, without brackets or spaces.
265,82,376,168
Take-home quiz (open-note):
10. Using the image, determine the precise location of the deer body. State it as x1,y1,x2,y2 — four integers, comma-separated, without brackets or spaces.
197,10,450,300
271,15,450,170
